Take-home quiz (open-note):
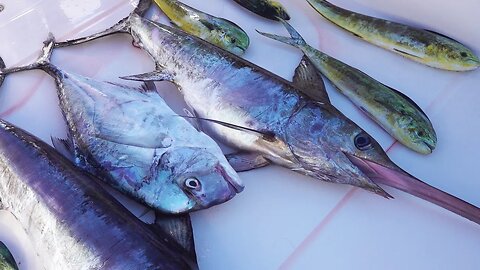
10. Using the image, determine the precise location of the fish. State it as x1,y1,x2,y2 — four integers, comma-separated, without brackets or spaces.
0,242,18,270
258,20,437,154
0,118,197,269
54,1,480,225
154,0,250,55
232,0,290,21
306,0,480,71
0,35,243,215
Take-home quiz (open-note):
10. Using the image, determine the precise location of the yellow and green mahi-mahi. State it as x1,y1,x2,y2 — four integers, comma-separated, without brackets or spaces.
0,242,18,270
307,0,480,71
259,20,437,154
154,0,250,55
232,0,290,21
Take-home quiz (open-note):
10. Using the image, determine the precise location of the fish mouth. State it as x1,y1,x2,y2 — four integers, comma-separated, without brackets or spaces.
217,165,244,193
423,141,435,153
345,153,480,225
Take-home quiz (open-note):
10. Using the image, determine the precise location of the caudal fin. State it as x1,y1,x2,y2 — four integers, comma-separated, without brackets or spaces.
0,34,56,77
54,0,154,48
256,18,308,49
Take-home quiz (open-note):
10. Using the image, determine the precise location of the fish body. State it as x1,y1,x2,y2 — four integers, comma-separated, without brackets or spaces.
1,38,243,215
0,242,18,270
232,0,290,21
154,0,250,55
307,0,480,71
56,9,480,225
258,21,437,154
0,119,195,269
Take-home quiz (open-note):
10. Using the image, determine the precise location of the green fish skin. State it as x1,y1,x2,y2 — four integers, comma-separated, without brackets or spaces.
258,20,437,154
307,0,480,71
154,0,250,55
232,0,290,21
0,242,18,270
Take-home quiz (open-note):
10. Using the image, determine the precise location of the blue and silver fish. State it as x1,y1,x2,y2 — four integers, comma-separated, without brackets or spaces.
1,36,243,215
55,0,480,225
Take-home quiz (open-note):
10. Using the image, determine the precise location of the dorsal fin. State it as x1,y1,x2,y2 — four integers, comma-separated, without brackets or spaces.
381,83,430,121
424,29,462,44
292,56,330,103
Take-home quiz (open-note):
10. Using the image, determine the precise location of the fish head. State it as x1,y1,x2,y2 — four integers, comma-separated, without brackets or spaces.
156,146,243,213
210,18,250,55
394,113,437,154
284,102,400,196
435,43,480,71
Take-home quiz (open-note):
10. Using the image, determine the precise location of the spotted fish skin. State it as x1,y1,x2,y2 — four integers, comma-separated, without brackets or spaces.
307,0,480,71
0,119,195,270
0,242,18,270
154,0,250,55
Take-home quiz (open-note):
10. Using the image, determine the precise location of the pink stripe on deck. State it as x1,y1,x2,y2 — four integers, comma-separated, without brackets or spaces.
0,1,129,117
279,187,358,270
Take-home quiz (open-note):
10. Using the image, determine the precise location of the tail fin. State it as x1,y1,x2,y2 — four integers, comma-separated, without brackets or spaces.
256,19,308,49
0,34,55,76
54,0,154,48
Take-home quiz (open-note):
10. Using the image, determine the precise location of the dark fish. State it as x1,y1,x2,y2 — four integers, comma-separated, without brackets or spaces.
54,0,480,225
0,118,197,269
232,0,290,21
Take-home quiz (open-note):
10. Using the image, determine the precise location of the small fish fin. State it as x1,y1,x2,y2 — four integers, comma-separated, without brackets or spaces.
151,212,198,265
226,152,270,172
424,29,462,44
293,56,330,103
140,81,158,93
381,83,430,121
256,18,307,49
178,115,276,142
182,108,202,131
120,70,175,82
393,48,422,59
0,241,19,270
51,136,75,161
133,0,153,16
93,129,173,149
54,16,130,48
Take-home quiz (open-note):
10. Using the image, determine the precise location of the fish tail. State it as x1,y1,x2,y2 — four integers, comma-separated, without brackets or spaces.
53,0,153,48
0,34,56,77
256,19,308,50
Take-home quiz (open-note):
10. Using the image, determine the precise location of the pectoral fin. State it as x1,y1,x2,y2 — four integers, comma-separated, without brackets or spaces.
151,212,197,265
120,70,175,83
226,152,270,172
293,56,330,103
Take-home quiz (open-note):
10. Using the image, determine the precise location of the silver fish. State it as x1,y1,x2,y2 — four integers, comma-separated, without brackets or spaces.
55,1,480,225
0,118,196,269
1,36,243,215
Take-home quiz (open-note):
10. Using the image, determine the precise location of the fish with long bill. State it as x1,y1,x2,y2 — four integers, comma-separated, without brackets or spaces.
54,0,480,225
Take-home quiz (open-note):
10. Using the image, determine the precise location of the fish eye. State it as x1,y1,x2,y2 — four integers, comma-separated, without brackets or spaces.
416,130,425,137
461,52,468,57
231,37,236,43
354,133,372,151
185,178,201,190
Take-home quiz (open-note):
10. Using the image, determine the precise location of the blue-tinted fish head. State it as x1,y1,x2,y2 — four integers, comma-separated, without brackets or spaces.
156,147,243,214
